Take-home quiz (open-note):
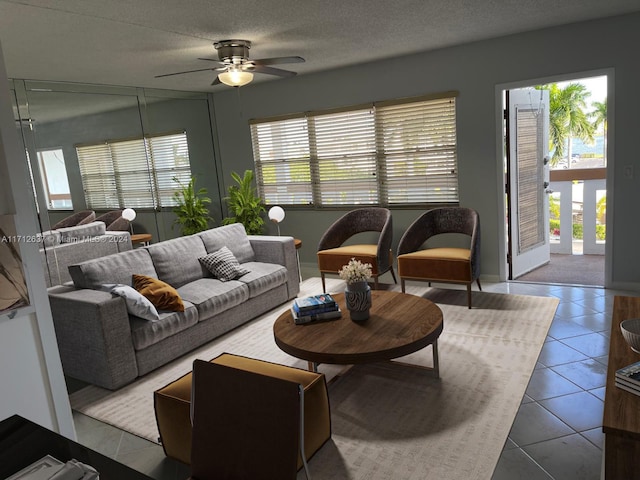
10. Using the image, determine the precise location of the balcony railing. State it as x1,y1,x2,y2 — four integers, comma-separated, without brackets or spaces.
549,167,606,255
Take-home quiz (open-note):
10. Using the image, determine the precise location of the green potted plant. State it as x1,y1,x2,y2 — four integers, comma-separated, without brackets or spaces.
172,176,213,235
222,170,265,235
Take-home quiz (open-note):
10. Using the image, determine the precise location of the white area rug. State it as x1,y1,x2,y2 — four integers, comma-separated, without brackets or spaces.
70,278,558,480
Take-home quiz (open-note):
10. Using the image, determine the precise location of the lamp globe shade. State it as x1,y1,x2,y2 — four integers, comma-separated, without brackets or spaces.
122,208,137,221
268,206,285,223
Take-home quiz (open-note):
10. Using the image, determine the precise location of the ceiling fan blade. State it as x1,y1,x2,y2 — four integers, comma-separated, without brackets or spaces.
252,56,305,66
155,67,217,78
251,65,297,77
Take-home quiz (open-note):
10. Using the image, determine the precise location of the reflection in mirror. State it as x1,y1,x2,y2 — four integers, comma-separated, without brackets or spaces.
9,80,221,288
19,83,145,287
37,149,73,209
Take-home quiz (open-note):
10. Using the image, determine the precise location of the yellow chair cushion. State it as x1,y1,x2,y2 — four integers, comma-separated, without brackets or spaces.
154,353,331,468
317,244,380,274
398,247,472,283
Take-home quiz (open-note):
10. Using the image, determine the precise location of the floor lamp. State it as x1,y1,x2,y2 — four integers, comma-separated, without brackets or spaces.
268,206,302,281
268,206,285,236
122,208,136,235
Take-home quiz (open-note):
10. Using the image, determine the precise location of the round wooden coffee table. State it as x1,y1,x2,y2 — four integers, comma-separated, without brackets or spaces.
274,290,443,376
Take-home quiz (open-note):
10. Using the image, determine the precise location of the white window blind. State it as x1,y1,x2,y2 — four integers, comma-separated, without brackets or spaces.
252,117,313,205
250,93,458,206
76,132,191,209
312,108,378,205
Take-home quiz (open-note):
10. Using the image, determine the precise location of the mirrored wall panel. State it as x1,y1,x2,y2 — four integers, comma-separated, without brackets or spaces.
10,80,221,287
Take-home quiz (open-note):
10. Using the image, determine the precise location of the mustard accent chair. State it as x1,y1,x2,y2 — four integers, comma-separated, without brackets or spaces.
95,209,131,231
188,354,330,480
317,207,396,291
397,207,481,308
51,210,95,229
154,353,331,477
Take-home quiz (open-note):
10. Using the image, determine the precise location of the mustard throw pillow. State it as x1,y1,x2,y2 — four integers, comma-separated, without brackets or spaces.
132,274,185,312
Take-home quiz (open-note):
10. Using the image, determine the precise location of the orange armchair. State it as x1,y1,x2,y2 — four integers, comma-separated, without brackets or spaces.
317,207,396,291
397,207,481,308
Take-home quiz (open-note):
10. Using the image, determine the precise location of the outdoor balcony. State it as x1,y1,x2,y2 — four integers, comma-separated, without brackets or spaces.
549,167,606,256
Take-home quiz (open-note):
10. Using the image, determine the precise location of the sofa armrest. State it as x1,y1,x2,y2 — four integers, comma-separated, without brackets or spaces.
47,285,138,390
248,235,300,298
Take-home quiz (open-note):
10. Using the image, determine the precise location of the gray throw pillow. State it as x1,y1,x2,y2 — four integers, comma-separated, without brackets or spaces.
106,284,160,321
199,246,250,282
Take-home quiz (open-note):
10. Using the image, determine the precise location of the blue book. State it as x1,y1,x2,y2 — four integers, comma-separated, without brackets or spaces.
292,307,342,325
292,301,339,316
293,294,337,313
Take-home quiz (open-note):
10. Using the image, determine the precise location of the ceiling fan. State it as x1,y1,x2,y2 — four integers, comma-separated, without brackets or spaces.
155,39,305,87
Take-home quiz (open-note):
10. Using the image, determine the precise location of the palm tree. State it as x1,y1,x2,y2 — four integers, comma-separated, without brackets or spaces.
539,83,596,167
591,100,607,162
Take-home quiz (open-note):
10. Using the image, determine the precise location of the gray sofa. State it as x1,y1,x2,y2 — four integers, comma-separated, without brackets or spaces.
40,221,132,287
47,223,300,390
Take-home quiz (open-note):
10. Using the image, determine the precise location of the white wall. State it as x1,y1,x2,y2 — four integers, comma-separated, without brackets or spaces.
0,40,74,436
211,12,640,289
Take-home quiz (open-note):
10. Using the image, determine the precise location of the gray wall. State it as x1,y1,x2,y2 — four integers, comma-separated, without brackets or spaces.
211,12,640,289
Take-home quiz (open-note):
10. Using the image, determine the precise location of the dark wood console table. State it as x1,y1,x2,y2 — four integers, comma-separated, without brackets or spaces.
603,296,640,479
0,415,153,480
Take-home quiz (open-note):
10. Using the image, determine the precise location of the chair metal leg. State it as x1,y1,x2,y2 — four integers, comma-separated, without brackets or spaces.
321,273,326,293
373,275,379,290
467,284,472,309
389,266,397,284
401,278,406,293
476,278,482,291
298,384,312,480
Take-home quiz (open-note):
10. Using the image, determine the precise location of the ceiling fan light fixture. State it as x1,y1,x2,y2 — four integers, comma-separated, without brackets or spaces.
218,68,253,87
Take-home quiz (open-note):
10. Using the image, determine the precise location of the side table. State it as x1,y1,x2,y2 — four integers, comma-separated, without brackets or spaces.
0,415,153,480
131,233,152,247
603,295,640,479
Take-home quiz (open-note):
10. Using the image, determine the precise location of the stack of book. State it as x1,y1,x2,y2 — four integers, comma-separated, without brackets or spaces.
615,360,640,396
292,293,341,325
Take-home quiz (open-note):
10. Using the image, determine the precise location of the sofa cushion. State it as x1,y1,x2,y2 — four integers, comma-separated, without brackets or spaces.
40,230,61,247
199,247,250,282
198,223,255,263
130,302,198,350
58,221,106,243
177,278,249,321
237,262,288,298
146,235,208,288
105,284,160,321
133,274,185,312
45,237,122,287
69,248,157,289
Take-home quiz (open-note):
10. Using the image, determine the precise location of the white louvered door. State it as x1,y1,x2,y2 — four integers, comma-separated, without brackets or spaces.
507,88,551,279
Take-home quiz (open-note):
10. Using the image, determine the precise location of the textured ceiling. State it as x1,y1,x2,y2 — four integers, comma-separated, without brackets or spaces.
1,0,639,92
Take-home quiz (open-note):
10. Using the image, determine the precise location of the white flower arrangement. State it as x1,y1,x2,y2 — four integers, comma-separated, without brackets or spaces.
338,258,373,284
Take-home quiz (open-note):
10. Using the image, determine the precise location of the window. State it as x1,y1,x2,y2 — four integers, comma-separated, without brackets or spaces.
76,131,191,209
250,93,459,206
37,149,73,209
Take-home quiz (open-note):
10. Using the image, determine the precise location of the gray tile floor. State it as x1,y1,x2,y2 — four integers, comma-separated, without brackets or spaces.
69,269,634,480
